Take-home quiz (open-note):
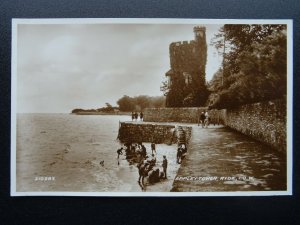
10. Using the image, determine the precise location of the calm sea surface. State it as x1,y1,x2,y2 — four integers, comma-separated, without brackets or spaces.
16,113,178,192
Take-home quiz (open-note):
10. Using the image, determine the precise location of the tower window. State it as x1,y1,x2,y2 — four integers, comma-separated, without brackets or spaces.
197,31,203,37
183,72,192,85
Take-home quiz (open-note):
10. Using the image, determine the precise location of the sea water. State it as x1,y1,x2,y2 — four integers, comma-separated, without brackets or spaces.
16,113,178,192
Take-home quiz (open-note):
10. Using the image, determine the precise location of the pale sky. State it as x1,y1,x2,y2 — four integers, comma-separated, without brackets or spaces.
16,23,223,113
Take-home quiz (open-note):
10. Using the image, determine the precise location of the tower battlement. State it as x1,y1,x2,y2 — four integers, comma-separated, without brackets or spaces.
193,26,206,33
170,40,196,47
165,26,208,107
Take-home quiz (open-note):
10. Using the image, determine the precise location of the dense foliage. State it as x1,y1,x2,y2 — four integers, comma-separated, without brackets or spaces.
161,76,209,107
117,95,165,112
208,24,287,109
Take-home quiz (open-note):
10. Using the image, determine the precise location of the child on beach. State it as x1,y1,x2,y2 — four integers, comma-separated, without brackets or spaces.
151,142,156,154
117,147,123,159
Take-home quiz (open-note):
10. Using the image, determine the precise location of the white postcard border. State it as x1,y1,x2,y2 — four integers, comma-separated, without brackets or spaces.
11,18,293,197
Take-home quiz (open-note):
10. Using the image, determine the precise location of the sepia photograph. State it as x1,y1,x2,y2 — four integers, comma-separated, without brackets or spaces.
11,19,293,196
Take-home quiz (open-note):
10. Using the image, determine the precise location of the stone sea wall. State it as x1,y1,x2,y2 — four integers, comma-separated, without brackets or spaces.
144,107,225,125
117,122,192,145
225,99,286,152
143,98,286,152
143,107,207,123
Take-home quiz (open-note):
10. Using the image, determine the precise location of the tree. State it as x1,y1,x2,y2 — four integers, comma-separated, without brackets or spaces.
71,108,85,113
160,79,169,96
116,95,166,111
209,24,287,109
117,95,135,112
105,102,113,108
135,95,151,111
96,102,115,112
207,68,223,92
150,96,166,108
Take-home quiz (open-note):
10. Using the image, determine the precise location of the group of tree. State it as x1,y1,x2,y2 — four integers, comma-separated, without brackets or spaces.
71,103,118,113
117,95,165,112
97,103,118,112
208,24,287,109
72,96,166,113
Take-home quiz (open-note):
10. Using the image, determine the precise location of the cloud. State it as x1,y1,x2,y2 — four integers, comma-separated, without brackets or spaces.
16,23,222,113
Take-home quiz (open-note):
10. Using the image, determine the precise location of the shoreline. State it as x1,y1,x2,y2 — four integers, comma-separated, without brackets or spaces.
72,112,131,116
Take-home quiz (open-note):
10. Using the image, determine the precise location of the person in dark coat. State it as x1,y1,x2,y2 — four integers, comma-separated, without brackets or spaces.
162,155,168,179
200,112,206,128
176,147,183,164
131,112,134,121
141,144,147,158
140,112,144,121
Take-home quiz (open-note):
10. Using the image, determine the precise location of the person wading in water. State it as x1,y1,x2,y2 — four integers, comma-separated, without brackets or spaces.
117,147,123,159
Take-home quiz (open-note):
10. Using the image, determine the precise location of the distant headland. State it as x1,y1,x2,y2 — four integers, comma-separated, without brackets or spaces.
71,95,165,115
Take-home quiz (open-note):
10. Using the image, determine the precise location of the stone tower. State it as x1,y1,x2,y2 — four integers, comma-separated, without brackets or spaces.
165,26,208,107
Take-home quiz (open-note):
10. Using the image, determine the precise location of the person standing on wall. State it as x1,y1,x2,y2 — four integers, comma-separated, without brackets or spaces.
131,112,134,121
140,112,144,121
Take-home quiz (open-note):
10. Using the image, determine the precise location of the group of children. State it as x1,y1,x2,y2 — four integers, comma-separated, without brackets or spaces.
116,142,168,182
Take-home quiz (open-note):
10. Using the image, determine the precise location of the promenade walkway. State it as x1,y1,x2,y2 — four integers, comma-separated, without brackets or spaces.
171,124,286,192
